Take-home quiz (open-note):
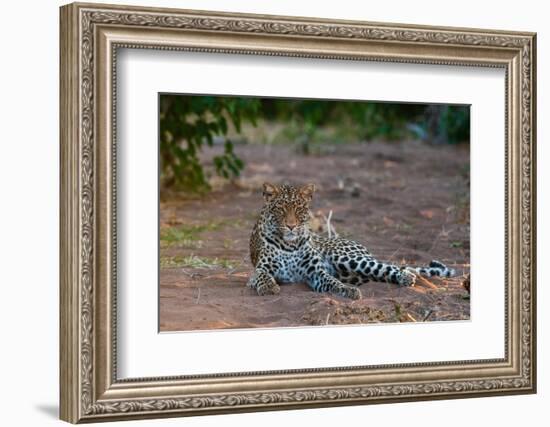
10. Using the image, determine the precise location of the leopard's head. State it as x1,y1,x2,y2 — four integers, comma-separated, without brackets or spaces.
261,182,315,242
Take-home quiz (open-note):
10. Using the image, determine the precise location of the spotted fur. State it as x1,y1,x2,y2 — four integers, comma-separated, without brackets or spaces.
247,183,455,299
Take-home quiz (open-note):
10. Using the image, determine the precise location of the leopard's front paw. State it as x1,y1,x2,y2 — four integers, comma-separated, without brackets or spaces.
398,269,416,287
340,285,362,300
257,281,280,296
247,271,280,296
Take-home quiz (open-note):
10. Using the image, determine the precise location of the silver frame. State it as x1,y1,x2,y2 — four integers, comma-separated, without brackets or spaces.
60,2,536,423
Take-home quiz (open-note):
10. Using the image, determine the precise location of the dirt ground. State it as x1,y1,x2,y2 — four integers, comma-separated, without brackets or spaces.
159,140,470,332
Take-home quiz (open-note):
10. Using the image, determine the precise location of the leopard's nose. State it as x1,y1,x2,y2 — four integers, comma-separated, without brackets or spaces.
286,223,297,231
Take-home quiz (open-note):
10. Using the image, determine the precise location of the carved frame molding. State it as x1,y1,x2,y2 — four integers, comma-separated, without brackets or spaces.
60,2,536,423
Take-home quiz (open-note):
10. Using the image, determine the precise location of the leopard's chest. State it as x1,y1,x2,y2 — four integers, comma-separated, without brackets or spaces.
271,249,307,283
271,247,314,283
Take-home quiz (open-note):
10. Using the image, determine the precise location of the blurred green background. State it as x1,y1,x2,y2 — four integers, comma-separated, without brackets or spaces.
159,95,470,192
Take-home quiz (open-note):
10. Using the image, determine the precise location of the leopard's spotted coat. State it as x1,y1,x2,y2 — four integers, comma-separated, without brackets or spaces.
248,183,455,299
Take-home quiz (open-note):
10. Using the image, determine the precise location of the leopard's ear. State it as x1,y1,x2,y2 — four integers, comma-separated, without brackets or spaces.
299,183,316,202
262,182,279,202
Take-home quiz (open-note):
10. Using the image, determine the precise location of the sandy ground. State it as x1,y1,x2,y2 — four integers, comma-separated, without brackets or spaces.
159,140,470,332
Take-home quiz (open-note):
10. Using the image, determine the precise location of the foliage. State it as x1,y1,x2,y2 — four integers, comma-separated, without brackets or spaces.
344,102,426,141
160,95,470,191
265,100,333,154
160,95,261,191
436,105,470,144
260,99,468,148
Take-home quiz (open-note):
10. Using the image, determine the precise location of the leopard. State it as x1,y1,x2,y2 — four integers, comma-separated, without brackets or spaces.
247,182,455,300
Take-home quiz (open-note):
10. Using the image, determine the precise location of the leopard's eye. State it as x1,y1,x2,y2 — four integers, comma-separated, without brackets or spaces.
273,204,285,216
296,206,309,219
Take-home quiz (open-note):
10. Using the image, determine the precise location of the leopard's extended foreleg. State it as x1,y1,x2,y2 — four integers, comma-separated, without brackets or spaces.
336,255,455,287
247,268,280,296
334,254,416,287
412,260,455,278
355,259,456,283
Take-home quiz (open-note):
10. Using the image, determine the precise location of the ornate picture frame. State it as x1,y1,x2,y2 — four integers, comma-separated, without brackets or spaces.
60,2,536,423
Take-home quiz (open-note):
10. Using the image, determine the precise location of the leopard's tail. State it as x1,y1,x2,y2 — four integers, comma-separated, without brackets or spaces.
409,260,455,278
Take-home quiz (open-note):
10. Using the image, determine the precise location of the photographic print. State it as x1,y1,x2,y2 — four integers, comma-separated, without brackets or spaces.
159,95,471,332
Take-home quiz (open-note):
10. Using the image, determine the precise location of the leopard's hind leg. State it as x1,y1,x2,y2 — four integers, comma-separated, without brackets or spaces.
305,256,362,299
